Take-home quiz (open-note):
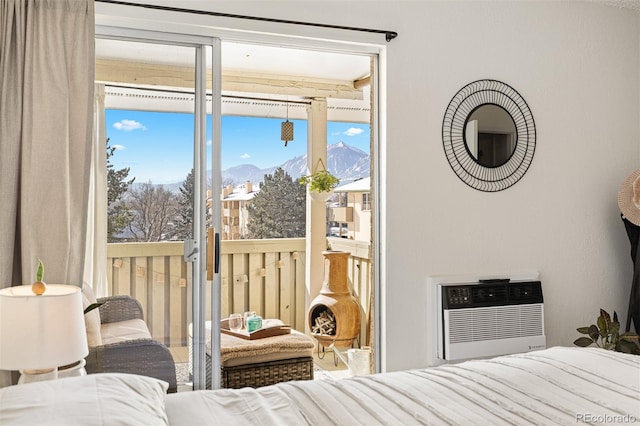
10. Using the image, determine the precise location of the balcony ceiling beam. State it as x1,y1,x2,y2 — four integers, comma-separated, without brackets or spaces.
95,59,363,100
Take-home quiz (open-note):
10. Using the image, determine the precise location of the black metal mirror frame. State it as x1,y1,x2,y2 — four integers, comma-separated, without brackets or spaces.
442,79,536,192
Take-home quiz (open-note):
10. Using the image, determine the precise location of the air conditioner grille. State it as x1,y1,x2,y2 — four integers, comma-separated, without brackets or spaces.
448,304,543,344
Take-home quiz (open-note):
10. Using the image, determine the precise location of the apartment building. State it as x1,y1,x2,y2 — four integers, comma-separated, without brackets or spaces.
330,177,371,242
219,182,258,240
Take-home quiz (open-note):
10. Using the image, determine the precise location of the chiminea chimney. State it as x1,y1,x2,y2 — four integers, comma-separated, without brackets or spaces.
308,251,361,349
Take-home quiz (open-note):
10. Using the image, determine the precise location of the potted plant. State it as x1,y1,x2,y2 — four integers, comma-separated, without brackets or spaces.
573,308,640,355
298,159,340,202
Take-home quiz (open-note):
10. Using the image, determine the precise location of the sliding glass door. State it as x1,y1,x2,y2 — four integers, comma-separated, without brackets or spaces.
95,29,219,391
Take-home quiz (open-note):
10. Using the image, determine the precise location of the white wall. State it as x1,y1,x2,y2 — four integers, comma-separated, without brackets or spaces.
382,0,639,371
98,0,640,372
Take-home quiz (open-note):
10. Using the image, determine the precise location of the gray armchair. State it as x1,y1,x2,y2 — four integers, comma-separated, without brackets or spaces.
84,295,177,393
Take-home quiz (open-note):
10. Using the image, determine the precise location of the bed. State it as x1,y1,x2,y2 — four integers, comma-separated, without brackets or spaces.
0,346,638,425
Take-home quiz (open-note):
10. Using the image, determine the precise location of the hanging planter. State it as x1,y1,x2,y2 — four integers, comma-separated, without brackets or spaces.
310,189,334,202
298,158,340,201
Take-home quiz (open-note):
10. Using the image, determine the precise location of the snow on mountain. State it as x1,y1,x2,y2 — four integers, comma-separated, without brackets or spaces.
222,141,370,186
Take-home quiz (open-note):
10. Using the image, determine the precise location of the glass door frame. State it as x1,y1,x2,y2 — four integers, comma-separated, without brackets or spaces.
95,26,219,390
96,21,387,379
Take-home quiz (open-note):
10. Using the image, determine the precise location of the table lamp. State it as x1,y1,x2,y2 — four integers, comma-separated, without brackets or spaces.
0,284,88,384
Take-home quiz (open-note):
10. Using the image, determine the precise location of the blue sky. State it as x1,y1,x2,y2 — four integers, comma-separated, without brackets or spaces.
106,110,370,184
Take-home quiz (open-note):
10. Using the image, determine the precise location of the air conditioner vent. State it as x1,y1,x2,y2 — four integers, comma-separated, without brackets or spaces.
471,286,507,303
437,280,545,361
508,282,543,303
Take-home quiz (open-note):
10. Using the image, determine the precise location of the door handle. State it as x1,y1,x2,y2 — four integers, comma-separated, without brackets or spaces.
214,231,220,274
207,228,221,280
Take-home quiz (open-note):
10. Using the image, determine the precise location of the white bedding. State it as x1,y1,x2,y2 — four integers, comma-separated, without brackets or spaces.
1,347,638,426
165,347,639,426
0,373,169,425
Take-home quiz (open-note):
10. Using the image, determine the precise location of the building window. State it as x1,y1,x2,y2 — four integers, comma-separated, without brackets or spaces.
362,193,371,211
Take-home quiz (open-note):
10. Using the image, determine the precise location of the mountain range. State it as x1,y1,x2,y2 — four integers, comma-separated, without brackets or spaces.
221,141,370,186
131,141,370,193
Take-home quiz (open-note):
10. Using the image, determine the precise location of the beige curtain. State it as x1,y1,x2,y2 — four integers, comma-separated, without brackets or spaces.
0,0,95,288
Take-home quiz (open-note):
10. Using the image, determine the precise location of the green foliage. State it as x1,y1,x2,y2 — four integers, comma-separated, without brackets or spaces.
298,170,340,193
107,138,135,242
36,258,44,282
574,309,640,355
247,168,306,239
175,168,195,239
83,302,104,315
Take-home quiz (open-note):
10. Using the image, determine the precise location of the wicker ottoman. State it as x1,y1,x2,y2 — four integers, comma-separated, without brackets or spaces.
189,321,315,389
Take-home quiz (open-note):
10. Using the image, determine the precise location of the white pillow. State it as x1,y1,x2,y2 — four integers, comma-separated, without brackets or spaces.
0,373,169,425
82,282,102,347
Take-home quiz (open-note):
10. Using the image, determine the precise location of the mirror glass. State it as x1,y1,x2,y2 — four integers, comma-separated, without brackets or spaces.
464,104,516,167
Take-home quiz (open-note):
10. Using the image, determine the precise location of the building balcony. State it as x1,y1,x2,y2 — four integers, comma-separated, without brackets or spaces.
330,206,353,222
106,238,372,350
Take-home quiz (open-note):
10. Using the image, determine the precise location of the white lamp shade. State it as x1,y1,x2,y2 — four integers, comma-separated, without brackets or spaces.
0,284,88,371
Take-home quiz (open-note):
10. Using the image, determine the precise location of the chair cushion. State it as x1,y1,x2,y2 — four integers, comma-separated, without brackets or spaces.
189,321,315,367
101,319,152,345
82,283,102,347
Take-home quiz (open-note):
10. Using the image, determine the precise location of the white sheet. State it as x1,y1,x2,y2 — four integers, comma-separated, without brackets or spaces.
0,373,169,425
0,347,637,425
165,347,640,426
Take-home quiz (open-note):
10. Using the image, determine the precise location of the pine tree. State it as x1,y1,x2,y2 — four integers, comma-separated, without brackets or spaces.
107,138,135,242
246,168,306,239
175,168,194,239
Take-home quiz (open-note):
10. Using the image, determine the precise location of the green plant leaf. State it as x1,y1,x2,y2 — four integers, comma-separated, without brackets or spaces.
575,309,640,354
573,337,594,347
617,340,640,354
597,316,608,338
587,324,600,341
620,333,640,342
298,170,340,193
36,258,44,282
610,321,620,344
84,302,104,315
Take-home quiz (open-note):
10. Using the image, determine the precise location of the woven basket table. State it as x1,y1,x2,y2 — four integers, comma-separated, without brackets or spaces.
189,321,315,389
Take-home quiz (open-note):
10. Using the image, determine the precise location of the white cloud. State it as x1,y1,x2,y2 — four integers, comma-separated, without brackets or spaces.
207,139,212,146
344,127,364,136
112,144,125,151
240,153,251,159
113,119,147,131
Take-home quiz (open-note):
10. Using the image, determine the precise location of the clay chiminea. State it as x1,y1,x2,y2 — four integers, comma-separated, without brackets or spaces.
308,251,361,348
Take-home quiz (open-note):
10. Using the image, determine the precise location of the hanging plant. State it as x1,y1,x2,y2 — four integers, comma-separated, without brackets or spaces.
298,158,340,194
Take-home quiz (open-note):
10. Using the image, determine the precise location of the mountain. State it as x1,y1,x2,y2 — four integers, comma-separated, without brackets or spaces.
222,164,275,185
222,141,370,186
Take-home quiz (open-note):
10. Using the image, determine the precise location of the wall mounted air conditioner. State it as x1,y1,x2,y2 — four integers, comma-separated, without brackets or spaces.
437,280,545,362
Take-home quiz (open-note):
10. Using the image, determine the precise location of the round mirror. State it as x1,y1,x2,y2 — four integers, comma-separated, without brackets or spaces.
442,79,536,192
464,104,517,168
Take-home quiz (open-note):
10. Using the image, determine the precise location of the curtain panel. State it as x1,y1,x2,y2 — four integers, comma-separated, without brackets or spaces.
0,0,95,288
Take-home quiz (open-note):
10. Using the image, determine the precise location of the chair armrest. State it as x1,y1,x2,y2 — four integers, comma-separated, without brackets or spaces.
98,295,144,324
85,339,177,393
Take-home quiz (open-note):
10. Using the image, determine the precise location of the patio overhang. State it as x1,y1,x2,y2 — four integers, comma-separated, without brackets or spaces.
96,39,372,123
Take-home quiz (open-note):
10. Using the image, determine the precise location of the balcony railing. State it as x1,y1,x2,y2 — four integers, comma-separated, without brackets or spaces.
106,238,372,348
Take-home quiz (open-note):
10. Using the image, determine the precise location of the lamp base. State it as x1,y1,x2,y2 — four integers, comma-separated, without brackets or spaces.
58,359,87,379
18,368,58,384
17,359,87,384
